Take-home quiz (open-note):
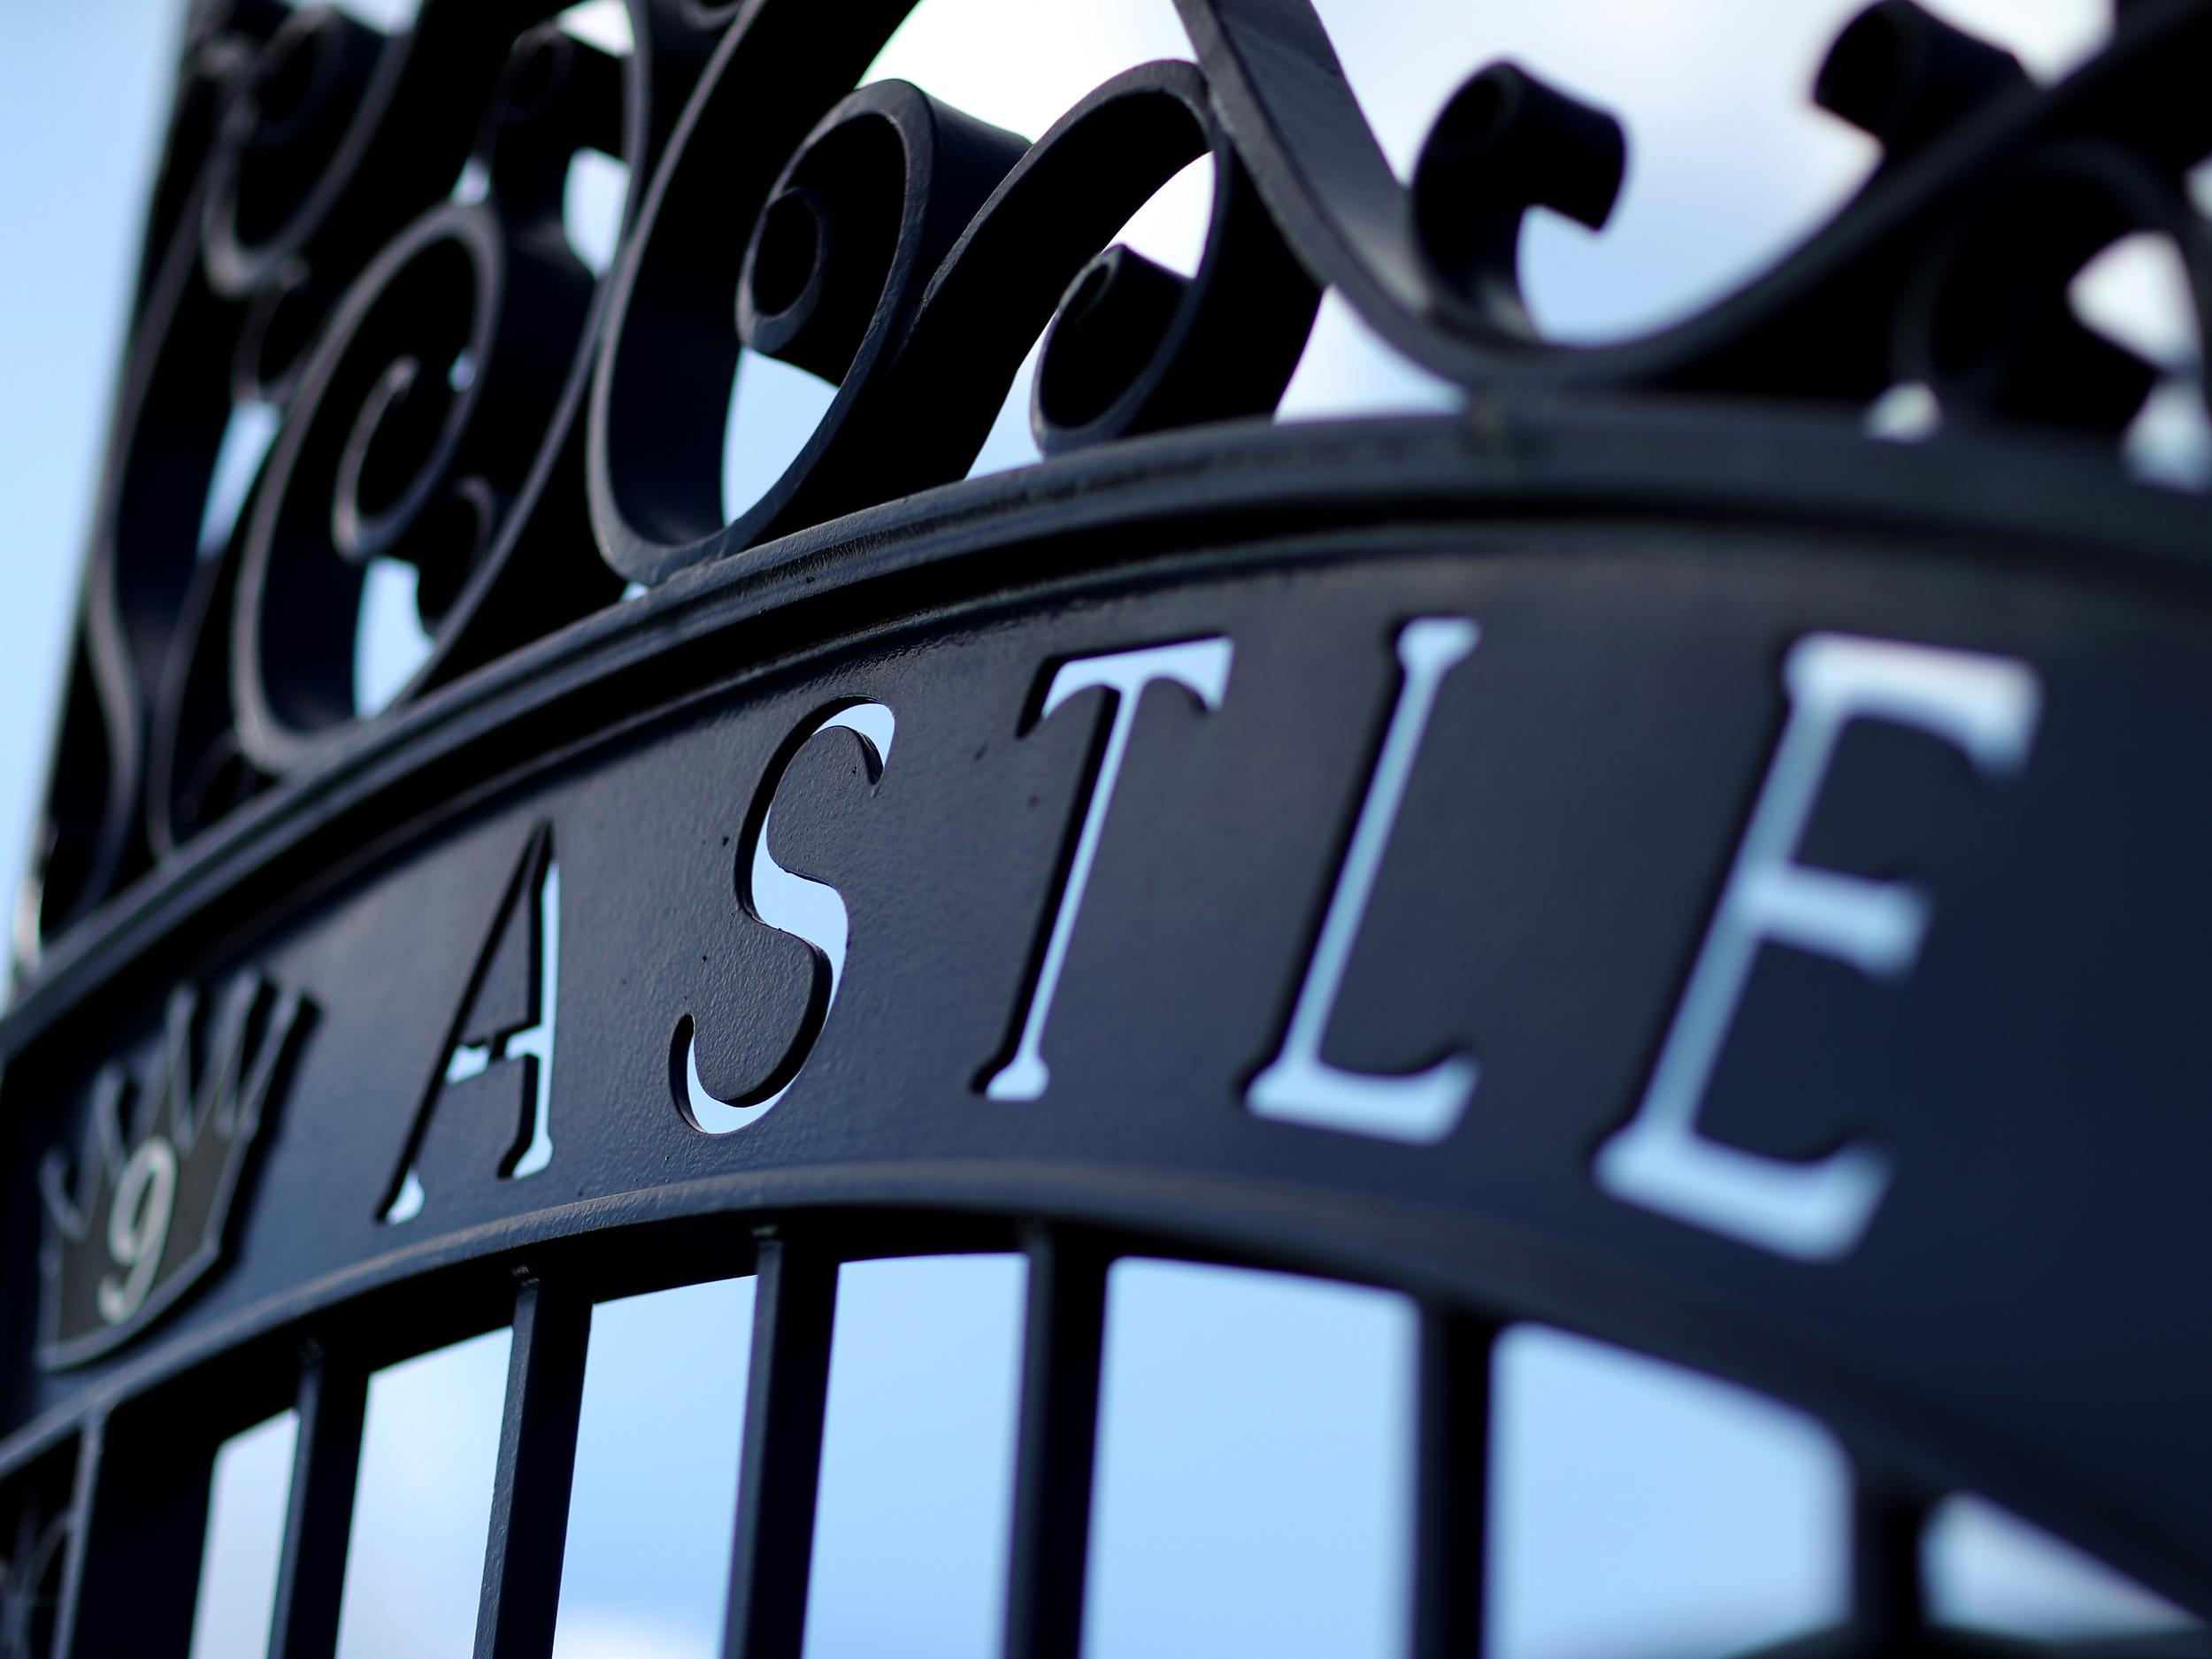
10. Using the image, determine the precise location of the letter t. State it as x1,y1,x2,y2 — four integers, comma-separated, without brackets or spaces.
984,637,1234,1102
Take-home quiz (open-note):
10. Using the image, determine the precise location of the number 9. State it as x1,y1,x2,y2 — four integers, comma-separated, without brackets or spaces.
96,1135,177,1326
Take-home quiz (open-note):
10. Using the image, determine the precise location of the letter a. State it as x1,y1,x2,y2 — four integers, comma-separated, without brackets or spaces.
984,638,1233,1102
382,824,559,1223
1248,616,1479,1143
1595,633,2040,1260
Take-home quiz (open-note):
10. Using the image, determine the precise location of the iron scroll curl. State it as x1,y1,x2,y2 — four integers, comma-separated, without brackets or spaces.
18,0,2212,959
28,0,712,949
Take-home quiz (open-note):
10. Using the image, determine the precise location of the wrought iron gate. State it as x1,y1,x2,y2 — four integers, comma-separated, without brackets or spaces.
4,0,2210,1653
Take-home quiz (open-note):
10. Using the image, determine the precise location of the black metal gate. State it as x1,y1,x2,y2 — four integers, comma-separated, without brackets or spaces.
4,0,2210,1654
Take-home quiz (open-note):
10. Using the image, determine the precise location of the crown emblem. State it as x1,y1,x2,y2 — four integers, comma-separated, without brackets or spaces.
38,973,309,1369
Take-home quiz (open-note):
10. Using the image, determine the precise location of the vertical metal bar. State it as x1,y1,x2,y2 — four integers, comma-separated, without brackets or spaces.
1851,1473,1926,1644
722,1234,839,1659
1001,1229,1109,1659
48,1421,104,1659
1411,1307,1493,1659
269,1343,369,1659
53,1409,216,1658
477,1273,592,1659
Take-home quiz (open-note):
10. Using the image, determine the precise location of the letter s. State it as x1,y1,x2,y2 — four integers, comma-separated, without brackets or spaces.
684,702,896,1133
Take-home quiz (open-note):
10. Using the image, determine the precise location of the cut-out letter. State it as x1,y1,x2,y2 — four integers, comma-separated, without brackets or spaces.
1595,633,2040,1260
382,825,558,1222
1248,616,1479,1142
685,702,896,1133
984,638,1234,1102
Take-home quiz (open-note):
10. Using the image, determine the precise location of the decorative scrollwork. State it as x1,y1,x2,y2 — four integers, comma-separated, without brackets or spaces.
20,0,2210,964
230,191,591,764
592,65,1034,576
27,27,271,949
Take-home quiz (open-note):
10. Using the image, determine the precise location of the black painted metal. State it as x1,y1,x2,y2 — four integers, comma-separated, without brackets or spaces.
1413,1311,1492,1659
476,1275,588,1659
266,1344,365,1659
1002,1230,1108,1659
725,1237,835,1659
4,0,2211,1654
